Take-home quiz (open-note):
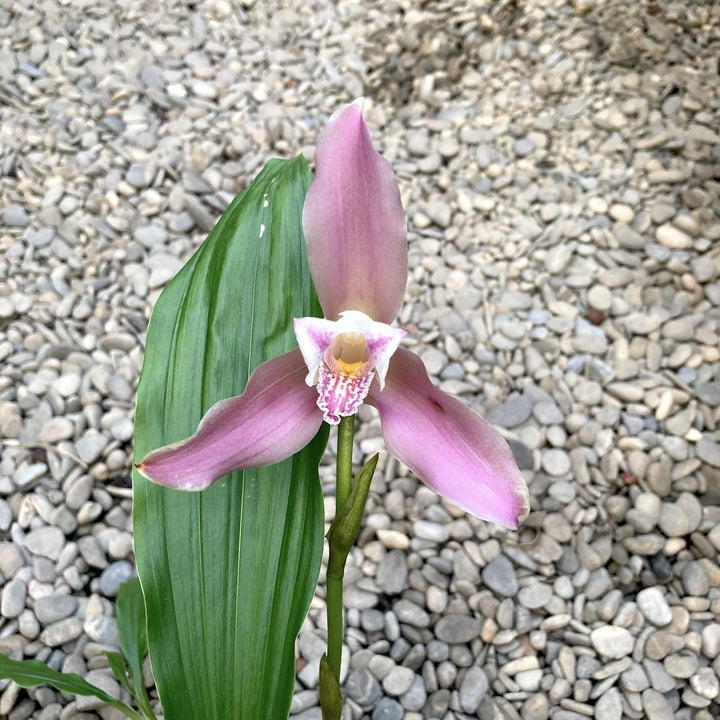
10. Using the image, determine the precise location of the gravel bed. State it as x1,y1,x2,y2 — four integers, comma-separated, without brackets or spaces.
1,1,719,719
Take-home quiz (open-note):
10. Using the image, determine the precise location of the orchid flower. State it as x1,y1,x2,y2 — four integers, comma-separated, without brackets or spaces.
137,101,530,529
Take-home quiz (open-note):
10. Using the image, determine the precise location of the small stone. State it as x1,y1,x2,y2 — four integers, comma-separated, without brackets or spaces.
371,697,403,720
701,623,720,658
34,595,78,624
412,521,449,544
84,613,120,645
590,626,634,659
642,688,673,720
521,693,549,720
3,204,31,227
434,614,482,644
485,394,533,428
587,285,612,312
99,561,135,597
346,668,381,706
663,650,698,678
645,631,684,660
376,550,408,595
39,417,75,443
594,687,622,720
399,674,426,711
518,583,552,609
656,223,692,249
541,449,571,477
690,667,719,700
75,432,109,464
696,438,720,468
637,587,672,626
24,526,64,561
40,617,83,647
1,577,27,618
696,382,720,407
481,555,518,597
459,666,489,712
682,561,709,596
382,666,415,696
15,462,47,488
393,599,429,628
533,402,564,425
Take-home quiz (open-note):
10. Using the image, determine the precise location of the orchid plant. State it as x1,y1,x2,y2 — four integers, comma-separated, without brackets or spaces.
0,102,529,720
137,101,529,713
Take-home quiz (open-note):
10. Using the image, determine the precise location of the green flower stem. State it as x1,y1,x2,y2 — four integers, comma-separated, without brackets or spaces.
326,414,355,681
336,415,354,511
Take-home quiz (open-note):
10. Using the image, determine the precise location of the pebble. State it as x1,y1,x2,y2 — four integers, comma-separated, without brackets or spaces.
98,561,135,597
376,550,408,595
637,587,672,626
382,666,415,696
23,527,64,561
590,626,634,659
481,555,518,597
485,395,534,428
434,615,482,644
459,667,489,712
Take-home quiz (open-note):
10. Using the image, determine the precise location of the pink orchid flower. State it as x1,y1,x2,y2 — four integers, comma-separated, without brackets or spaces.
137,101,530,529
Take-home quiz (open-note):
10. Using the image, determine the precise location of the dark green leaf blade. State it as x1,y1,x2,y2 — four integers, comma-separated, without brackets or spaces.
0,655,142,720
133,156,326,719
116,578,154,718
105,651,132,693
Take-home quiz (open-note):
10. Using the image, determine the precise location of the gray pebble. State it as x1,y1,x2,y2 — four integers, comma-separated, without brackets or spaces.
3,204,31,227
459,666,489,712
371,697,403,720
400,674,426,711
1,577,27,618
24,526,64,561
485,394,533,428
594,686,622,720
346,668,381,706
590,626,634,659
681,561,709,597
376,550,408,595
481,554,518,597
696,437,720,468
75,432,109,464
641,688,673,720
34,595,78,624
636,587,672,626
382,665,415,696
434,614,482,644
99,561,135,597
39,617,83,647
518,582,552,609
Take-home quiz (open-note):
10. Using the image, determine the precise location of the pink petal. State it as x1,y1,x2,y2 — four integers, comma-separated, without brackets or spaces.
304,100,408,324
136,350,323,490
367,349,530,528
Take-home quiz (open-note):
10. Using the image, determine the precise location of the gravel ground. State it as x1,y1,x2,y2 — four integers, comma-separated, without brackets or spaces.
1,1,720,719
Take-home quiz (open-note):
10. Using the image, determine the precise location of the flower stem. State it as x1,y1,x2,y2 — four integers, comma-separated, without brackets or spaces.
335,415,354,512
326,414,355,681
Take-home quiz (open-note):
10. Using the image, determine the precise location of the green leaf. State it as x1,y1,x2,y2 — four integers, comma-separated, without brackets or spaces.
116,578,155,719
0,655,142,720
133,156,327,720
106,652,132,693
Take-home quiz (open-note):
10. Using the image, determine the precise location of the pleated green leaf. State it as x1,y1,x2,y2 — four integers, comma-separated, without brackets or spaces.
0,655,142,720
133,156,326,720
116,578,155,719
